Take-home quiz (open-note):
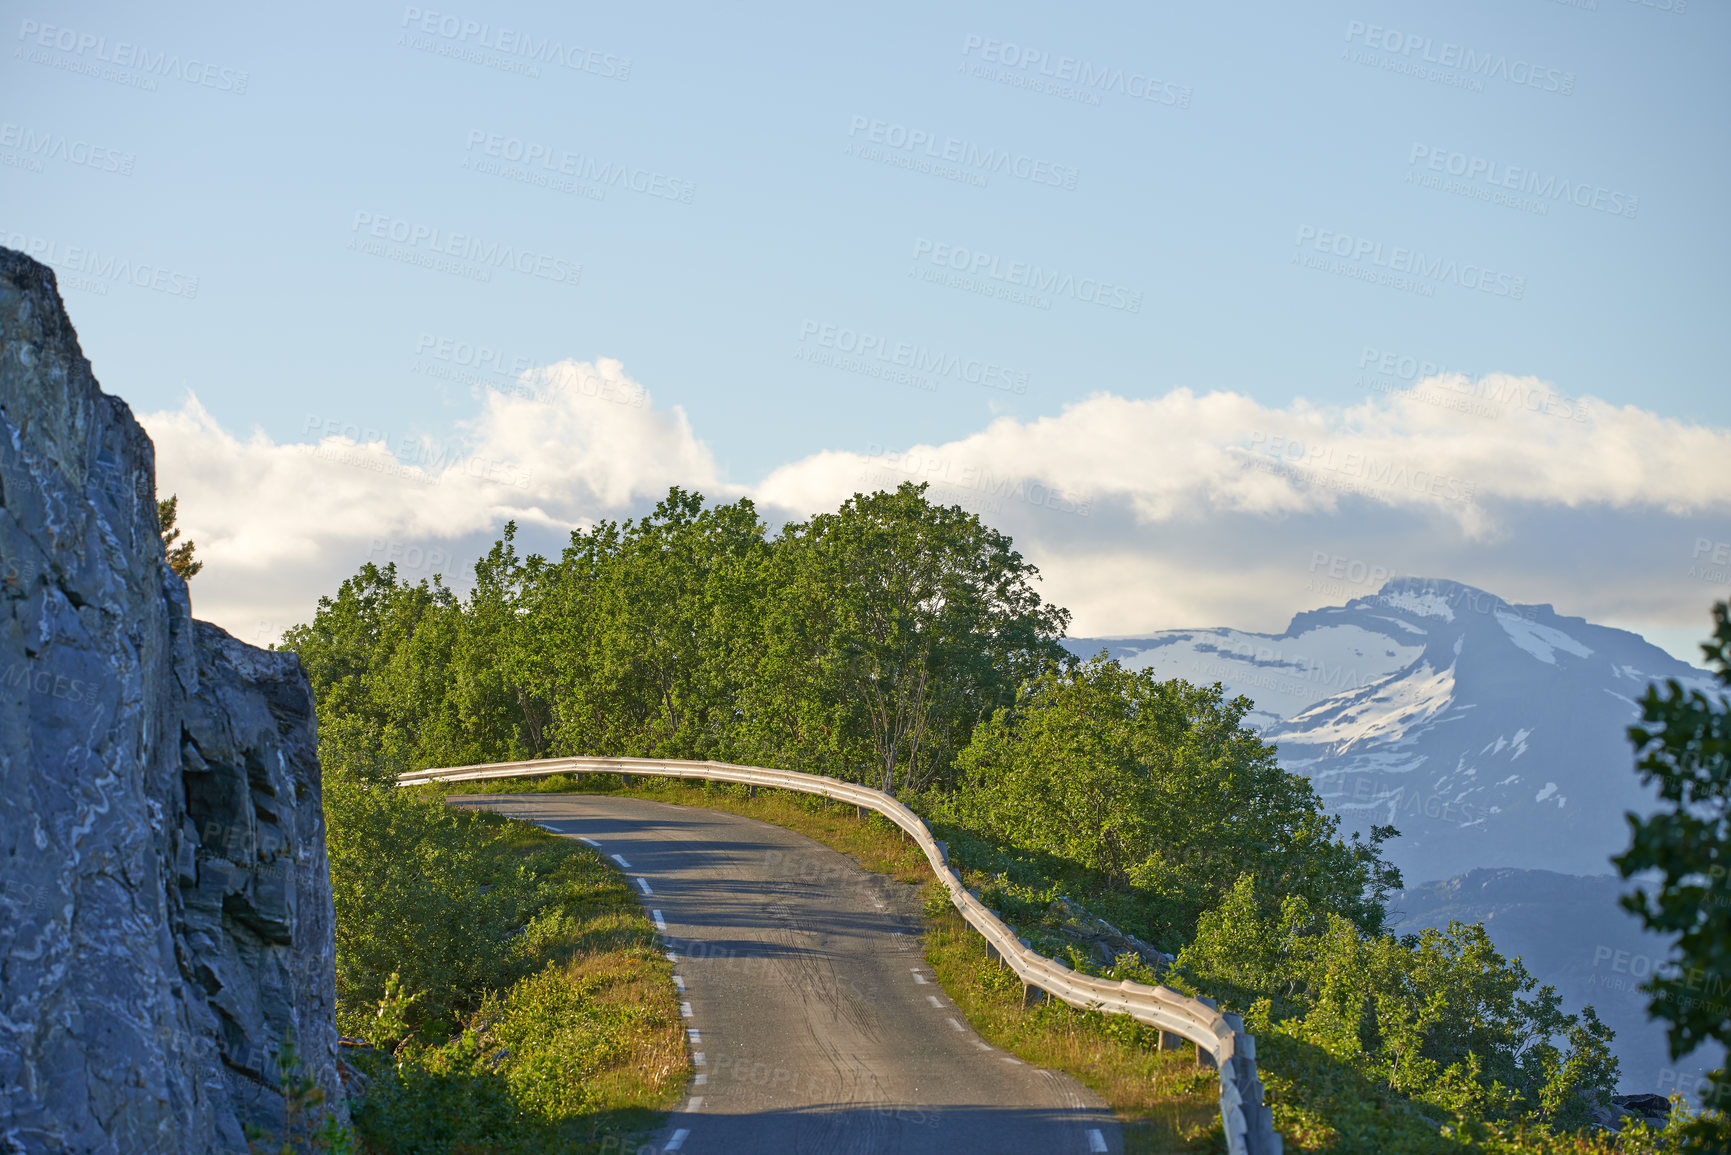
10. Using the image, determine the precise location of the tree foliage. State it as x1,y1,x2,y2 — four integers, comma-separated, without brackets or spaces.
1615,601,1731,1140
157,494,202,580
947,656,1401,938
514,488,770,762
287,483,1070,791
1176,875,1619,1138
740,485,1070,791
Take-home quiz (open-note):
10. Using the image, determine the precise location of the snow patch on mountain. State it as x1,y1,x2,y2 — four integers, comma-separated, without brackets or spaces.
1382,588,1456,621
1283,660,1457,749
1496,610,1593,664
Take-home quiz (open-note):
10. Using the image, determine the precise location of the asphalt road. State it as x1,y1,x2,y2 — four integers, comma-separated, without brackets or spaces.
451,792,1122,1155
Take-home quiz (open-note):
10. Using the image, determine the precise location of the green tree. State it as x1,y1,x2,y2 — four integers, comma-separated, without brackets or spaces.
282,561,455,774
744,483,1070,793
1615,601,1731,1138
157,494,203,580
517,490,770,760
417,525,551,766
951,655,1402,937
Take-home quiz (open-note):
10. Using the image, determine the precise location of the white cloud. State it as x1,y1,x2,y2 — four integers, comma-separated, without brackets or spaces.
756,375,1731,529
145,364,1731,665
754,376,1731,651
142,358,723,639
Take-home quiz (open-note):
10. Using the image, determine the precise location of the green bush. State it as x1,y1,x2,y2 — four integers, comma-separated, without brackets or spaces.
349,953,683,1155
321,735,684,1152
328,780,527,1041
321,683,653,1048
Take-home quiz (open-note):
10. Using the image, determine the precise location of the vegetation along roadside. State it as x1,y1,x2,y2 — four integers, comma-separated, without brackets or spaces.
285,482,1723,1152
325,747,688,1154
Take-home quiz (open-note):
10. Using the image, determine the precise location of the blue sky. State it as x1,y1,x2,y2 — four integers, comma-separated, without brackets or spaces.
4,0,1728,659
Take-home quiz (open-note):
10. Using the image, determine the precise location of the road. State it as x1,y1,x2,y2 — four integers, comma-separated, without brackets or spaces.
452,792,1122,1155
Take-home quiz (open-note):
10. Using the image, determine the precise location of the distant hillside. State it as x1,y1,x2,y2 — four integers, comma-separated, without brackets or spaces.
1066,577,1719,883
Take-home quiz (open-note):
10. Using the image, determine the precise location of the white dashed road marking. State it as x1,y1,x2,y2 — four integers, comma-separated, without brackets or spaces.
665,1128,690,1151
685,1096,703,1112
653,910,668,931
688,1028,702,1045
637,877,653,895
578,837,600,847
694,1072,707,1085
927,995,943,1008
946,1018,966,1032
910,970,927,984
673,974,686,991
681,1002,694,1018
611,854,632,868
1087,1128,1108,1152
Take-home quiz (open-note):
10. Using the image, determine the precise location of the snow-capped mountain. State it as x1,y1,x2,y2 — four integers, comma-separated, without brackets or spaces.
1066,578,1721,883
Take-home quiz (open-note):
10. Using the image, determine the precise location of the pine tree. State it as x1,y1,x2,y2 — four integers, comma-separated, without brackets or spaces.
157,494,203,581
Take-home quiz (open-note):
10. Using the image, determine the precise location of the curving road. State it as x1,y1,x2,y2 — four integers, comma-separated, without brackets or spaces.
451,792,1121,1155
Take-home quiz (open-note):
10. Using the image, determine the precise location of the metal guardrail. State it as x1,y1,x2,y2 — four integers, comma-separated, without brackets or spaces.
399,754,1283,1154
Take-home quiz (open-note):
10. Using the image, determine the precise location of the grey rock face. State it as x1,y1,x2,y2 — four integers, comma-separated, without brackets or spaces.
0,247,342,1152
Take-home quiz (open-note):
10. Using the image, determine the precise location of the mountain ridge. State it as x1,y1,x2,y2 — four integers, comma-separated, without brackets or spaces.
1064,577,1720,882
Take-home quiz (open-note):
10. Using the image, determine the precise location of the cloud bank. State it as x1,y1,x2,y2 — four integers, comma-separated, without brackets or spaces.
143,364,1731,659
143,358,726,641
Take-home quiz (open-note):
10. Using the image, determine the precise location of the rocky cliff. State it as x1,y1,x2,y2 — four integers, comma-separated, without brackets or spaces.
0,247,343,1151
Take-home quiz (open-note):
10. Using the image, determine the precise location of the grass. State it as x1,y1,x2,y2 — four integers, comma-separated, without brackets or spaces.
339,798,689,1155
923,894,1222,1153
418,773,1227,1150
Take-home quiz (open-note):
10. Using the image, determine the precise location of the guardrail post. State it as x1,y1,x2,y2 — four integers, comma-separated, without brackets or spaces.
1022,983,1046,1008
1195,997,1219,1069
1158,1030,1184,1052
